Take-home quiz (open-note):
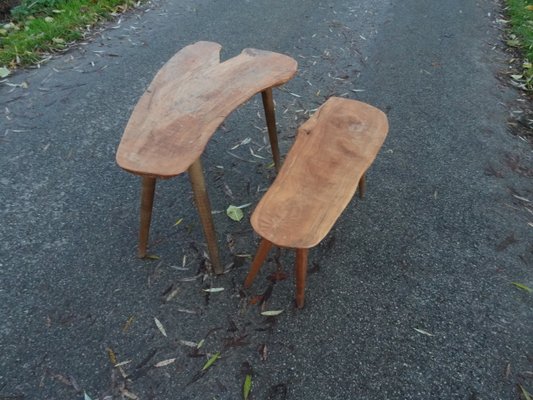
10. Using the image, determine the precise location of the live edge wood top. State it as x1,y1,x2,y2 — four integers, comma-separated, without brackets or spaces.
116,41,297,178
251,97,389,249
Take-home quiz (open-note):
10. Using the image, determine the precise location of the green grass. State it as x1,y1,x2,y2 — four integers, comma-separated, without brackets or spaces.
0,0,135,68
506,0,533,90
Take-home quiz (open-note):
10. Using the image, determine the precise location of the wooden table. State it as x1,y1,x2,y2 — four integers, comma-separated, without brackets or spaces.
244,97,389,307
116,41,297,274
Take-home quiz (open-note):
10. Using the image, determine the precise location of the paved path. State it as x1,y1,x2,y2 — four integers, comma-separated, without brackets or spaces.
1,0,531,399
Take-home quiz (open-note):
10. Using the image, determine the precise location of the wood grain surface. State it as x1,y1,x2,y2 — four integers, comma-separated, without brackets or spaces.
251,97,389,249
116,41,297,178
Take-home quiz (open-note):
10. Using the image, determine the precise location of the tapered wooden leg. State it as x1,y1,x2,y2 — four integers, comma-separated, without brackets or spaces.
138,176,156,258
244,238,273,288
295,248,309,308
188,158,223,274
358,173,366,199
261,88,281,172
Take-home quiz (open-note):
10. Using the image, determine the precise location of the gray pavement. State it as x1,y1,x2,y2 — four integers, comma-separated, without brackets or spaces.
1,0,532,399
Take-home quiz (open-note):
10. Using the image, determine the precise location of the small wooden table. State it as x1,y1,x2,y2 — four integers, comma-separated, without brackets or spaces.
116,41,297,273
244,97,389,307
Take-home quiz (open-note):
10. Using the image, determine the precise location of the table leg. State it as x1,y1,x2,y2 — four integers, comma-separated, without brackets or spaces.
188,157,223,274
244,238,273,288
261,88,281,172
139,176,156,258
295,248,309,308
358,173,366,199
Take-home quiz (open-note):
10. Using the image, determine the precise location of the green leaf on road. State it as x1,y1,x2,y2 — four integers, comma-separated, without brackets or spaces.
202,352,221,371
243,374,252,400
512,282,532,293
519,384,532,400
0,67,10,78
226,205,244,221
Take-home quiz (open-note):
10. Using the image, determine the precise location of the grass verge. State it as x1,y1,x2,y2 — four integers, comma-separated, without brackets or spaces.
505,0,533,91
0,0,136,70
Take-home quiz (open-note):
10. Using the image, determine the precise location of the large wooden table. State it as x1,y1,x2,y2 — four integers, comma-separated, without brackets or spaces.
116,41,297,273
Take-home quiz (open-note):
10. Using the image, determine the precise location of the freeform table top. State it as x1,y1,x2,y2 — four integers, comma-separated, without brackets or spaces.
116,41,298,178
251,97,389,249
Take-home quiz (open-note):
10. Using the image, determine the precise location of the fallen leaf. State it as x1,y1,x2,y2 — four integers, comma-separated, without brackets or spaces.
154,317,167,337
197,339,205,349
203,287,225,293
146,254,160,260
414,328,434,336
179,340,198,348
243,374,253,400
526,5,533,11
52,37,65,44
0,67,10,78
154,358,176,368
507,39,521,47
519,384,532,400
226,205,244,221
122,316,134,332
114,360,132,367
512,282,532,293
84,392,92,400
163,286,180,302
202,352,221,371
106,347,118,365
261,310,284,317
173,218,183,226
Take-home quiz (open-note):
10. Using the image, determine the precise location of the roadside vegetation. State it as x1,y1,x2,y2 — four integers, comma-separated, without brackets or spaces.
506,0,533,91
0,0,136,74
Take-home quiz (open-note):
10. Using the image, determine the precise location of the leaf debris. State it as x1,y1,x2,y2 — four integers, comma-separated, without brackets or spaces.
154,317,167,337
512,282,532,293
202,352,221,371
413,328,434,337
261,310,284,317
154,358,176,368
243,374,253,400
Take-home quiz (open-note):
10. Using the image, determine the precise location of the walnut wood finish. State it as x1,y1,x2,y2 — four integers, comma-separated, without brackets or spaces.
116,41,297,178
251,97,389,249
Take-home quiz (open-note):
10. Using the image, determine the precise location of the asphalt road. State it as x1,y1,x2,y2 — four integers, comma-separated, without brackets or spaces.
1,0,532,399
